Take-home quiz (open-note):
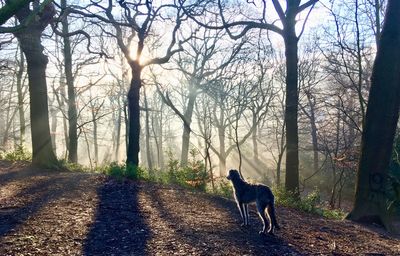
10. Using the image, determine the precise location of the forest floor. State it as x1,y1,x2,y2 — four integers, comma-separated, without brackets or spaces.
0,161,399,256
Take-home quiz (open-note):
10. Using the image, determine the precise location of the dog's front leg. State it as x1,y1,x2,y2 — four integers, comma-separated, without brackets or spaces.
237,202,246,226
244,204,250,226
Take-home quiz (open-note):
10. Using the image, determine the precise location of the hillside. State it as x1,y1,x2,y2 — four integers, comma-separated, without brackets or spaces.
0,161,399,255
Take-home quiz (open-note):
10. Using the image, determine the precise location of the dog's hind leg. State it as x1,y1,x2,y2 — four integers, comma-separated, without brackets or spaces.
256,200,269,234
267,203,280,233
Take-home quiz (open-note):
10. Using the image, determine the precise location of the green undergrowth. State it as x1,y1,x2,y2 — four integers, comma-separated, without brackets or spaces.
62,159,345,220
91,159,344,219
0,146,32,162
273,186,346,220
208,178,234,199
88,149,210,192
1,146,344,220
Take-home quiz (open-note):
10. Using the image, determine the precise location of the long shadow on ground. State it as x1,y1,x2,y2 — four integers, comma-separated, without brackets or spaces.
0,169,85,238
0,162,37,187
144,186,299,255
83,179,149,256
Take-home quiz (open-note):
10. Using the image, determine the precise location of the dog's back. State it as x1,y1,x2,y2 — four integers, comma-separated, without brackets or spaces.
228,171,274,205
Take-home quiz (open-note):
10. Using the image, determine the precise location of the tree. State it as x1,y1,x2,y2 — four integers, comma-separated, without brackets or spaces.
13,1,57,166
72,0,187,167
347,0,400,232
157,26,243,166
183,0,318,195
60,0,78,163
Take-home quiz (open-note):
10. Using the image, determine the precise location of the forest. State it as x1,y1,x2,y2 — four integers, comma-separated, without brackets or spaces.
0,0,400,255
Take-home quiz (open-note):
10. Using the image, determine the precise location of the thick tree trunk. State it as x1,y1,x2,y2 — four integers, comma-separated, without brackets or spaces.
126,62,141,167
283,18,300,195
17,29,57,166
347,0,400,232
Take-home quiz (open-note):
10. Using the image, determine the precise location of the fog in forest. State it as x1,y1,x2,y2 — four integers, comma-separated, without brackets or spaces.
0,0,396,213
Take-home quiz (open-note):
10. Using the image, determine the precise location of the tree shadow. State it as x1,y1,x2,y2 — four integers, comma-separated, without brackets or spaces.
0,172,84,237
0,162,41,187
145,188,299,255
83,179,150,256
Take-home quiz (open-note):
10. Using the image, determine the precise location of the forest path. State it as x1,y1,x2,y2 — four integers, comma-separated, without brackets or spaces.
0,161,399,255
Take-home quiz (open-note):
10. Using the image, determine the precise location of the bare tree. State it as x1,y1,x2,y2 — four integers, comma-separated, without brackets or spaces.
71,0,187,167
183,0,318,195
157,25,243,166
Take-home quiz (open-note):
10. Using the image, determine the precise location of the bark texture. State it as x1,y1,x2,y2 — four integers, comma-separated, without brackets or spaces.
347,0,400,232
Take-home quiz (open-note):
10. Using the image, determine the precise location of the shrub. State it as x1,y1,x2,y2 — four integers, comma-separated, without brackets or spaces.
210,178,233,198
300,189,321,212
162,149,208,191
96,162,149,181
58,159,89,172
273,186,345,220
0,146,31,161
107,162,126,178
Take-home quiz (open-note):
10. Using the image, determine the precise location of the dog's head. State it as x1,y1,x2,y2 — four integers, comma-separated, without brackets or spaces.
226,169,241,181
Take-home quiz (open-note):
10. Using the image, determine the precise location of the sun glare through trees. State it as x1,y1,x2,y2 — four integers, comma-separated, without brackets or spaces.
0,0,399,255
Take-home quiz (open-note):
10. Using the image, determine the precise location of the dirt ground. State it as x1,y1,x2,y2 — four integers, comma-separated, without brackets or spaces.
0,161,399,256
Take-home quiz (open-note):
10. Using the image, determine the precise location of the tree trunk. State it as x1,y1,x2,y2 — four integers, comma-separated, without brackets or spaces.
153,102,165,170
16,45,25,147
283,17,300,195
61,0,78,163
2,82,15,149
50,98,57,155
252,117,259,164
307,94,319,174
217,115,226,176
347,0,400,232
92,113,98,165
180,89,196,166
143,86,153,171
126,61,141,167
16,28,57,166
276,150,284,186
113,89,123,162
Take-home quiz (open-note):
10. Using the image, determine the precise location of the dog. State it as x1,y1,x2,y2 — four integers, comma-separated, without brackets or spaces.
227,169,280,234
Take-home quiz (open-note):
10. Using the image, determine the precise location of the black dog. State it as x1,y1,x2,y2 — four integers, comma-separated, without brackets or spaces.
227,169,280,234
